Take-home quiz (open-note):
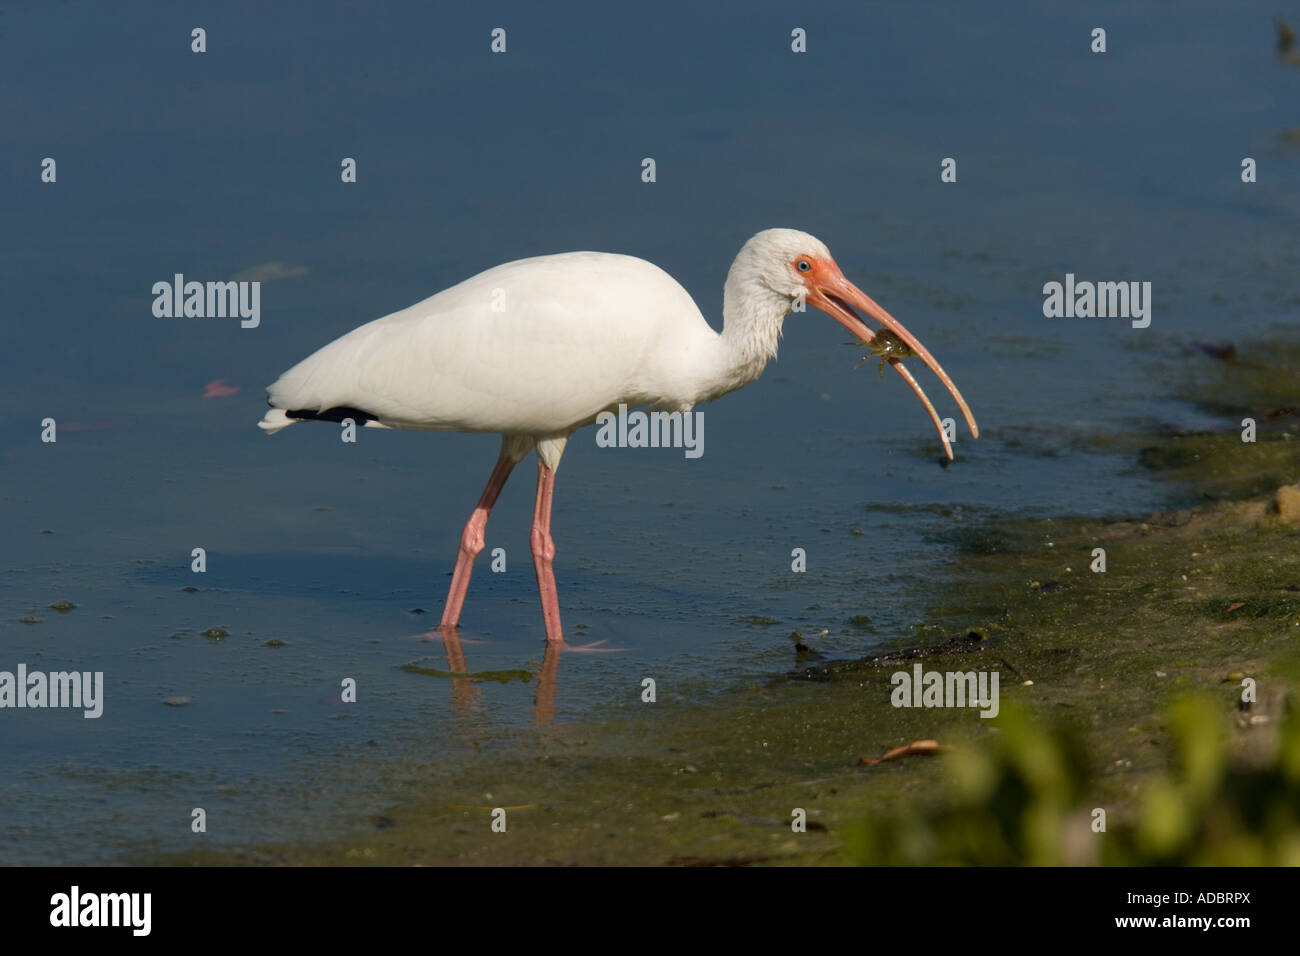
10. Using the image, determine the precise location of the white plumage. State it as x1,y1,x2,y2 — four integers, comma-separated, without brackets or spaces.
261,252,724,437
259,229,977,643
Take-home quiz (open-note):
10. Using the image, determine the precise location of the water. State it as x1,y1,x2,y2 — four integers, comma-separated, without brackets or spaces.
2,0,1297,863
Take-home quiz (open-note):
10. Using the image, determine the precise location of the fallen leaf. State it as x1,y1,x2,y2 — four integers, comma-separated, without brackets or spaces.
859,738,951,765
1226,602,1246,613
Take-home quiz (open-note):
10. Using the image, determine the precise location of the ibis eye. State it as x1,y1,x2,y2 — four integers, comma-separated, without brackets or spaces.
796,260,811,273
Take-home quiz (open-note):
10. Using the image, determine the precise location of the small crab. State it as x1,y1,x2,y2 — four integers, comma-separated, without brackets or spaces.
847,330,916,378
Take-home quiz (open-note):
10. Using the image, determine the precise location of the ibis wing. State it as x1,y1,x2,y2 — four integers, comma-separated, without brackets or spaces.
266,253,701,434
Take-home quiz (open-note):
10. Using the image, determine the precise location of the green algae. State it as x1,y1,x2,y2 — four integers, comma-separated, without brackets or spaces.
1137,431,1298,501
173,339,1300,867
1127,340,1300,501
400,662,534,684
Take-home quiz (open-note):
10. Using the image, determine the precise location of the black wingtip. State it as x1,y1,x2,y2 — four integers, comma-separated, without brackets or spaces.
285,405,379,424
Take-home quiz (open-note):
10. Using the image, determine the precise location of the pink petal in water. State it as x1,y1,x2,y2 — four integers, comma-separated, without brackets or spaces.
203,379,240,398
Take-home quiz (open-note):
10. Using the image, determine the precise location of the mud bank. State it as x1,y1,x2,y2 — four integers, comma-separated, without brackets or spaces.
176,341,1299,865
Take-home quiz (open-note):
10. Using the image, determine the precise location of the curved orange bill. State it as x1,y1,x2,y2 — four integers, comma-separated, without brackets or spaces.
808,270,978,460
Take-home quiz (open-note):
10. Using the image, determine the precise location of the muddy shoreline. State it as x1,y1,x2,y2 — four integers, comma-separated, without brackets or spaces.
174,341,1300,866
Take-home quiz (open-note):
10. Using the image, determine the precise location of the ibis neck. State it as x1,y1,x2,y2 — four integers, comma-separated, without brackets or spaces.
706,280,790,400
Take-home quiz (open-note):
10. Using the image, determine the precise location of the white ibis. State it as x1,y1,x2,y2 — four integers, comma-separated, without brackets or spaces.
259,228,978,644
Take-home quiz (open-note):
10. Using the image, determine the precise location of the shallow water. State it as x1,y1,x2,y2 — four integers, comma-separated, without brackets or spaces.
2,0,1298,863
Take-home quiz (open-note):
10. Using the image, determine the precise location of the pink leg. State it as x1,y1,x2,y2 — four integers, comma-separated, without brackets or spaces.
533,639,561,727
439,450,518,630
529,462,564,643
